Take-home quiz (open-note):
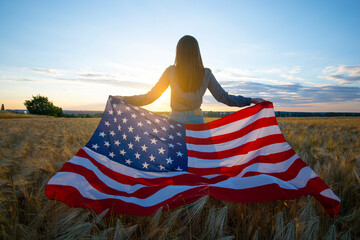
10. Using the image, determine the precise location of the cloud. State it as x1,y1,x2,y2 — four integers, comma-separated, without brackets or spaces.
319,65,360,84
203,80,360,108
28,68,65,76
56,77,153,89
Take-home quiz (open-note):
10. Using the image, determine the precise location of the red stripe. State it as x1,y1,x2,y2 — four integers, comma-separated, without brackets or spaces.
241,158,307,181
59,162,169,198
74,149,207,186
188,148,297,176
304,177,340,217
186,116,278,145
45,184,208,216
185,101,274,131
188,134,286,159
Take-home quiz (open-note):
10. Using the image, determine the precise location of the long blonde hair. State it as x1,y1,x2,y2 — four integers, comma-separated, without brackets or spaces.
174,35,205,92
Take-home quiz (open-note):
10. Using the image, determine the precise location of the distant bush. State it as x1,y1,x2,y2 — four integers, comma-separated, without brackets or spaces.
24,95,64,117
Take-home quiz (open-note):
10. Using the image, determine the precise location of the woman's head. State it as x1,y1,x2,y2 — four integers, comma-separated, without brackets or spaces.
174,35,205,92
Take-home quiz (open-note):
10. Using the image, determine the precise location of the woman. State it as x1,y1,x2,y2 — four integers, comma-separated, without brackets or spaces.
116,35,265,124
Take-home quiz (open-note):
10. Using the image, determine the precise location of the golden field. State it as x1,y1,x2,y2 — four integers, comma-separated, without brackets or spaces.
0,116,359,239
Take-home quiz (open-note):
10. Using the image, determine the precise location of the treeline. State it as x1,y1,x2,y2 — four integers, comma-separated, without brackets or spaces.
63,113,103,118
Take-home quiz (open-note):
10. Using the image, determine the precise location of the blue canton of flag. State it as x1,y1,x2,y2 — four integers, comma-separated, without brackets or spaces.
86,96,188,172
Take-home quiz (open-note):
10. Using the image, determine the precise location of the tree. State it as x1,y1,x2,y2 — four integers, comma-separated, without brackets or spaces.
24,95,64,117
1,104,4,111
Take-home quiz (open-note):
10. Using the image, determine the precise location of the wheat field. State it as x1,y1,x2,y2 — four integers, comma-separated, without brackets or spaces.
0,116,359,239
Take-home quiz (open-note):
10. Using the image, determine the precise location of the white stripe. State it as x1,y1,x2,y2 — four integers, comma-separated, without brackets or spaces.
287,166,318,188
188,142,291,169
320,189,341,202
186,125,281,152
236,153,298,177
210,174,298,190
186,108,275,139
48,172,196,207
68,156,145,193
83,147,190,179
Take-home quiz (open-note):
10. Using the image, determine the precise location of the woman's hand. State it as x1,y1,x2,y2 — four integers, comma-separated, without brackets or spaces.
114,96,125,101
251,98,266,104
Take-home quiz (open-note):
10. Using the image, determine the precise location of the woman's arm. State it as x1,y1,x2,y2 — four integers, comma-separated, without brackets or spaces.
207,69,253,107
115,67,170,106
207,69,265,106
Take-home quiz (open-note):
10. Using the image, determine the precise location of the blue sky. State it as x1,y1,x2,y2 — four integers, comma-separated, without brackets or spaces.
1,0,359,112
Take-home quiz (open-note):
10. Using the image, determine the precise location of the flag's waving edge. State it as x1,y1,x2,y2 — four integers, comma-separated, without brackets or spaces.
45,96,340,217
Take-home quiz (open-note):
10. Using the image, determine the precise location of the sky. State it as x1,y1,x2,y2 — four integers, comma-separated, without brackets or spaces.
0,0,359,112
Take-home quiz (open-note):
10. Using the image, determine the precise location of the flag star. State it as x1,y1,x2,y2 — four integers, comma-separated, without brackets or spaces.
140,112,145,116
112,103,117,108
122,133,127,140
150,138,158,144
117,125,121,131
161,127,167,131
168,143,174,148
177,142,182,146
99,132,106,137
176,132,182,137
155,119,160,123
108,110,113,115
134,106,139,110
153,128,159,134
128,126,134,132
149,111,153,115
168,135,174,140
160,137,166,141
170,124,175,129
117,110,122,115
177,124,182,127
128,142,134,149
114,140,120,146
142,162,149,169
149,154,155,162
120,149,126,155
135,152,141,159
146,120,152,125
110,131,115,136
134,135,141,142
122,117,128,123
109,152,115,158
113,117,117,123
125,106,130,110
125,159,132,165
92,144,99,150
158,147,165,154
175,166,183,171
176,151,183,157
159,165,165,170
131,113,137,119
141,144,148,152
137,122,143,127
105,121,110,126
144,131,149,135
104,141,110,147
166,157,173,164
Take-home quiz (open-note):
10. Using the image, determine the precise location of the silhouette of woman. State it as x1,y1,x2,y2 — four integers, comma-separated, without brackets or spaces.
116,35,265,124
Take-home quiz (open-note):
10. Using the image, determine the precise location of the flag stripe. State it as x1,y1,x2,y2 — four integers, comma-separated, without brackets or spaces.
186,108,275,137
186,116,278,145
185,103,274,131
188,134,286,159
186,125,282,152
188,146,295,175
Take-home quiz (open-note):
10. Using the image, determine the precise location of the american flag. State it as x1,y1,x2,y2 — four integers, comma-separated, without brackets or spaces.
46,96,340,217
